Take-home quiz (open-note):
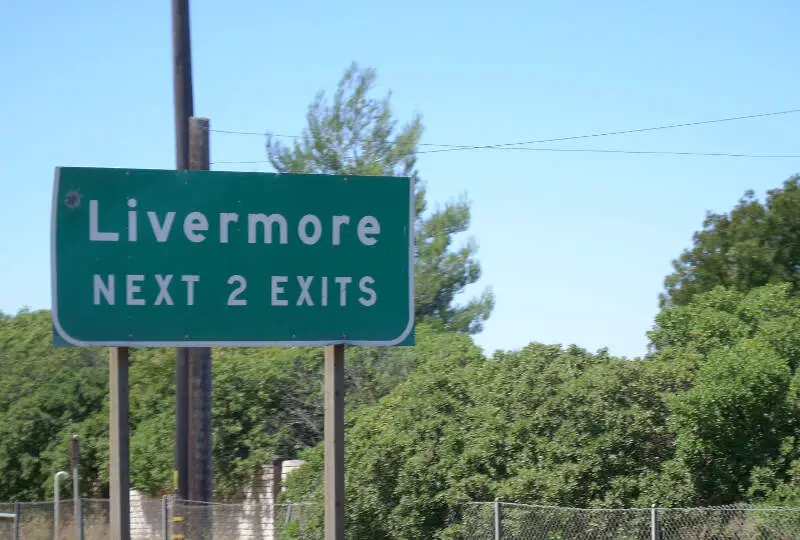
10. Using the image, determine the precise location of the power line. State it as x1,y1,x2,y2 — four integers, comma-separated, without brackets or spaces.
211,146,800,166
417,108,800,154
211,128,274,136
488,147,800,158
209,107,800,152
212,160,270,165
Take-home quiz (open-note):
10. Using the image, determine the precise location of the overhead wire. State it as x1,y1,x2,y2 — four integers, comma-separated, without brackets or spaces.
208,107,800,164
210,147,800,167
416,108,800,154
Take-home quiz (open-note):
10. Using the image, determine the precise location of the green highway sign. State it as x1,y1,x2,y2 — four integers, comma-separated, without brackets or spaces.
51,167,414,347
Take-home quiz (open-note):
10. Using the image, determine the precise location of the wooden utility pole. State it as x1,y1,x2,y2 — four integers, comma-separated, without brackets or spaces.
109,347,130,540
172,0,213,501
172,4,213,538
324,344,345,539
172,0,194,171
172,0,193,505
187,118,213,537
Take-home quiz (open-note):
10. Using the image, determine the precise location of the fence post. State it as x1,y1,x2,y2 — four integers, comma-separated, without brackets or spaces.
13,502,20,540
71,436,83,540
78,498,84,540
54,470,68,540
162,496,169,540
651,503,659,540
494,499,502,540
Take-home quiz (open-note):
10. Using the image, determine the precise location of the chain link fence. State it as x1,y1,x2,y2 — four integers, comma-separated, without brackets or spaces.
0,502,18,540
0,497,312,539
455,502,800,539
169,499,316,539
2,499,800,539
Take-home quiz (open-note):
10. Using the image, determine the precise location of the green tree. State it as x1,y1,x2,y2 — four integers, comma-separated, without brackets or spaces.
648,284,800,505
669,338,793,504
650,282,800,363
129,327,467,497
280,341,674,538
661,176,800,308
266,62,494,334
0,309,108,500
0,310,330,499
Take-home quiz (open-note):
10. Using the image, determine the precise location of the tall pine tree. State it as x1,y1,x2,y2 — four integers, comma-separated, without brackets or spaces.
266,62,493,333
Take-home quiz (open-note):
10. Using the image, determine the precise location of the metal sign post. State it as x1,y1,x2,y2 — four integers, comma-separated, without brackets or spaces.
108,348,130,540
324,344,345,538
71,435,84,540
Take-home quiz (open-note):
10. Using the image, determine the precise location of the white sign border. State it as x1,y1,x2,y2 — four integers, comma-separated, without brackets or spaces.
50,167,415,347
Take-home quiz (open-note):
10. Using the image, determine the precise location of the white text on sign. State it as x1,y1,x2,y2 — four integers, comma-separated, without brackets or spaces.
89,200,381,246
91,274,377,307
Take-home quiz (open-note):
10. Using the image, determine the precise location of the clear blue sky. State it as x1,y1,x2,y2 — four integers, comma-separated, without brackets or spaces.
1,0,798,358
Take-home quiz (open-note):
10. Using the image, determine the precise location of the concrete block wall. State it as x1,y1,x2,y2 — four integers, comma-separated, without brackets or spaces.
128,458,308,540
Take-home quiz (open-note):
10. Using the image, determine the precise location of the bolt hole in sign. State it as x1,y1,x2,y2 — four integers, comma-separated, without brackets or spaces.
51,167,414,347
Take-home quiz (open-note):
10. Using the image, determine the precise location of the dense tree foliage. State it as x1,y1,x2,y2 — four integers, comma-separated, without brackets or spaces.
275,284,800,537
661,176,800,308
0,313,449,501
648,284,800,506
0,309,108,500
7,279,800,535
